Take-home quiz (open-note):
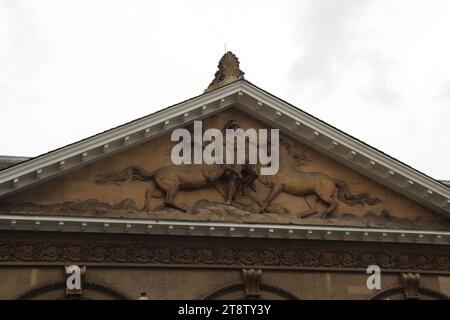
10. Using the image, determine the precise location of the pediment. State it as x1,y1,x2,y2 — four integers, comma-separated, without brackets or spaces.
0,85,449,233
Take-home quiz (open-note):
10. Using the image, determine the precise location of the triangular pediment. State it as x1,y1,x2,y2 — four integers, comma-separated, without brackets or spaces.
1,80,449,236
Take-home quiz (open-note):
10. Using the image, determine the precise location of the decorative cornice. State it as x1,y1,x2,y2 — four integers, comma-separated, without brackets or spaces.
0,214,449,245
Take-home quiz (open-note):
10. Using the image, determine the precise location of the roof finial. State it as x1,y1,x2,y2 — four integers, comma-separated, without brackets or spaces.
206,51,245,92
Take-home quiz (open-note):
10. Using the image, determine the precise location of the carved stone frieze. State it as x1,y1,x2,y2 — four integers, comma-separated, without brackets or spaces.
0,234,449,272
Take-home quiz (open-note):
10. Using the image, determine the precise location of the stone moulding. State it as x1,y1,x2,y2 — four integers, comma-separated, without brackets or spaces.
15,280,130,300
1,213,449,245
0,233,449,273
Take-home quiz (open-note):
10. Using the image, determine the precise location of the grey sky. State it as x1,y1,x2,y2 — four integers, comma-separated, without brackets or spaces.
0,0,449,179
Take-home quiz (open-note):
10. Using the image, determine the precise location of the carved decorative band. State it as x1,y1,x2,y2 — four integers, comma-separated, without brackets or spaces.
0,240,449,272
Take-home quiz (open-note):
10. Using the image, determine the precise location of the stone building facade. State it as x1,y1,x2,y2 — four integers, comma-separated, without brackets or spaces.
0,52,449,300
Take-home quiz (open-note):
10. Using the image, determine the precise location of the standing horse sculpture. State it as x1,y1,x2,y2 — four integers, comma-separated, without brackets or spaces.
257,165,381,218
95,164,242,212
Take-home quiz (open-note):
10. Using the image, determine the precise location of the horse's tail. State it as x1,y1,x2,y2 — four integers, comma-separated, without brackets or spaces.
335,180,381,206
95,165,155,185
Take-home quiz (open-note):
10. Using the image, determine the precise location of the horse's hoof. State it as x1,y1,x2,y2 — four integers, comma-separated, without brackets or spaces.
299,210,317,219
182,205,191,212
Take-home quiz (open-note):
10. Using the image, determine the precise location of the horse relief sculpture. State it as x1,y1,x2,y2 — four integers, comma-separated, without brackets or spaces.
257,165,381,218
94,119,380,218
95,161,380,218
95,163,242,212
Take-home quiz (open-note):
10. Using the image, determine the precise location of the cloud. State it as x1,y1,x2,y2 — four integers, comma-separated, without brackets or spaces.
435,79,450,101
288,0,373,91
356,52,399,106
287,0,400,108
0,1,46,111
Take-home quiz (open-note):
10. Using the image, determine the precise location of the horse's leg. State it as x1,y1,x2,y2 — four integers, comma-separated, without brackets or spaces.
300,195,318,218
154,174,188,212
242,173,257,195
161,183,189,212
259,184,283,214
224,174,238,205
224,164,242,178
165,191,188,212
144,186,164,210
144,189,152,211
316,193,338,219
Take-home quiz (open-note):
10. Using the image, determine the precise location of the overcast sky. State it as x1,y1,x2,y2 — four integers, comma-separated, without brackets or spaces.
1,0,449,179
